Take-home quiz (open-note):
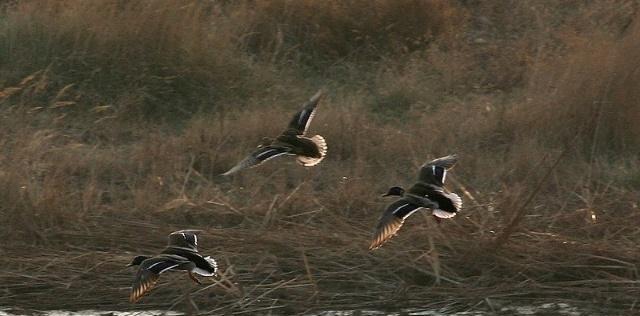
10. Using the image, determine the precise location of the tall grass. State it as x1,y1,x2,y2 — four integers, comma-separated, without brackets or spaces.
234,0,465,64
1,0,277,119
1,0,639,313
522,21,640,153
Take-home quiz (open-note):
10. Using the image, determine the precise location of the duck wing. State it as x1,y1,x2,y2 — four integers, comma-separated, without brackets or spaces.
222,146,290,176
286,90,323,135
370,199,425,250
130,255,192,303
417,154,458,186
167,230,202,252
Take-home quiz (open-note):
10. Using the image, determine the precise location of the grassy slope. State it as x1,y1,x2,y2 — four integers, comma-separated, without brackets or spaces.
1,0,639,313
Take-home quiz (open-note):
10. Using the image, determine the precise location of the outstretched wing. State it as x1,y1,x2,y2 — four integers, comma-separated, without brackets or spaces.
167,230,202,252
417,154,458,186
221,146,290,176
130,255,191,303
369,199,424,250
286,90,323,135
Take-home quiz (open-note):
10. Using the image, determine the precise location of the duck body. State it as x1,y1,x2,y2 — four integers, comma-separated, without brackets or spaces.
274,133,324,159
407,182,459,215
161,247,218,277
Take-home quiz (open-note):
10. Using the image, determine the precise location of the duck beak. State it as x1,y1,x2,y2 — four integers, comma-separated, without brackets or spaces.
381,193,391,197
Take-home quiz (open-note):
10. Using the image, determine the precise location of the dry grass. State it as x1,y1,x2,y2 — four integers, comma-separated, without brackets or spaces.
233,0,465,64
1,0,639,314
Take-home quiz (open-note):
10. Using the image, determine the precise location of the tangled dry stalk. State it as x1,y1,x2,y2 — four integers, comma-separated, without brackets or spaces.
1,0,639,314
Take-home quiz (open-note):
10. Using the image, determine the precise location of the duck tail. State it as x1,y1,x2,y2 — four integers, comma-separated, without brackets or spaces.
205,256,218,273
312,135,327,156
432,192,462,219
297,135,327,166
447,192,463,210
433,209,457,218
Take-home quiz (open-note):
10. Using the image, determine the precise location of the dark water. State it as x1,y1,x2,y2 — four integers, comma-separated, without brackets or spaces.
2,302,589,316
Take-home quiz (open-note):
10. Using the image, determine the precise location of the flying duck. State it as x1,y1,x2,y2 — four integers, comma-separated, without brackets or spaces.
369,154,462,250
127,230,218,303
221,90,327,176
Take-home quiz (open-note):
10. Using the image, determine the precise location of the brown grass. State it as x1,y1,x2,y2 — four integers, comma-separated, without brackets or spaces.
234,0,465,64
1,0,639,314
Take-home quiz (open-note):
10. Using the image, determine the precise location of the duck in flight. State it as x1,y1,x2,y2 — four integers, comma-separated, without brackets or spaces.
221,90,328,176
370,154,462,250
127,230,218,303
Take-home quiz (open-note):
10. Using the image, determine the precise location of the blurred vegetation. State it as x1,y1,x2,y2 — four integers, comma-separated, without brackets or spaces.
1,0,639,313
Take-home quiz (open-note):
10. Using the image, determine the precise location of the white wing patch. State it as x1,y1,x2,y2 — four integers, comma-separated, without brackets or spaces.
146,261,163,270
261,151,289,162
390,203,423,219
403,207,424,219
159,264,180,274
391,203,410,215
303,110,316,134
256,149,279,159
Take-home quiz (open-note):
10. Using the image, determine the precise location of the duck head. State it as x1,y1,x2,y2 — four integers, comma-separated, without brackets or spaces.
127,255,150,267
382,186,405,197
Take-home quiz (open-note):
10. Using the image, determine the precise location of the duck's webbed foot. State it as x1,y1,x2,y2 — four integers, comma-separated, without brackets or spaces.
189,272,203,285
433,215,442,224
